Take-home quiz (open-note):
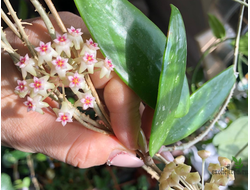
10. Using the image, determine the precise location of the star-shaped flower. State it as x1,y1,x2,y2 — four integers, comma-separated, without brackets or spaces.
78,53,98,74
29,76,55,97
15,54,37,79
75,91,95,110
35,41,58,66
53,33,72,57
67,72,86,93
51,56,73,79
67,26,83,50
23,95,49,114
53,101,75,126
80,38,99,57
95,58,115,78
15,79,30,98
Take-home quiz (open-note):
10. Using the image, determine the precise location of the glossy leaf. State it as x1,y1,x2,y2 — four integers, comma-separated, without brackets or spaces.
149,5,187,156
164,66,236,145
74,0,165,108
208,14,226,39
175,76,190,118
213,116,248,160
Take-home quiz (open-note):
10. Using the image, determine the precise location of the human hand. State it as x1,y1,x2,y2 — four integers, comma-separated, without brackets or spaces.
2,12,174,168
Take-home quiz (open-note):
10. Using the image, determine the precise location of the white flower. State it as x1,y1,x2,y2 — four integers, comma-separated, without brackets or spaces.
78,52,98,74
35,41,58,66
15,54,37,79
53,101,75,126
95,58,114,78
67,26,83,50
29,76,55,97
53,33,72,57
67,72,86,93
75,91,95,110
51,56,73,79
14,79,30,98
80,38,99,57
23,95,49,114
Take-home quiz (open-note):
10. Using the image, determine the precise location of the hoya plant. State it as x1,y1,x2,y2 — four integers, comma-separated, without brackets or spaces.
1,0,247,189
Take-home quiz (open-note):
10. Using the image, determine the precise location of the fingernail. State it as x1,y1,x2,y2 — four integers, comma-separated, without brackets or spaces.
107,150,144,168
158,146,174,162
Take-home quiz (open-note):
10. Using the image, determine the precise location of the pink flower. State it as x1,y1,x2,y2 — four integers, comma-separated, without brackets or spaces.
29,76,55,97
67,26,84,50
29,77,44,93
75,91,95,110
53,33,71,57
23,95,49,114
95,58,115,78
15,80,29,98
67,26,83,37
35,41,58,66
56,112,73,126
86,38,99,50
78,53,98,74
51,56,73,79
52,56,68,70
15,54,37,78
35,41,52,56
54,102,74,126
67,72,86,93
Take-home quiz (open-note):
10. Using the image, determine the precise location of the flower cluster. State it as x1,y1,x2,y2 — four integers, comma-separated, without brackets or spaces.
14,26,114,126
159,151,234,190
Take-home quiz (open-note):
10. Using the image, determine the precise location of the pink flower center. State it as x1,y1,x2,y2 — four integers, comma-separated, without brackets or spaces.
56,60,65,68
84,97,92,105
40,45,48,52
34,81,42,89
20,58,26,65
58,36,66,42
60,114,68,121
72,77,79,85
107,61,112,68
27,101,33,109
19,84,25,91
86,55,94,62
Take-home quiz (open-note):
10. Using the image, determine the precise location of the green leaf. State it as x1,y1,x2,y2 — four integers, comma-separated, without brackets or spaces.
175,76,190,118
1,173,15,190
74,0,166,108
208,14,226,39
231,32,248,56
213,116,248,160
164,66,236,145
10,150,31,160
22,177,31,188
149,5,187,156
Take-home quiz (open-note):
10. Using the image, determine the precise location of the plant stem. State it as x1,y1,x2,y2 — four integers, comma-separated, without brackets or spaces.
191,38,234,93
233,0,246,73
201,159,205,190
44,0,67,33
27,155,40,190
3,0,37,58
234,0,248,7
1,8,21,38
30,0,56,39
142,165,160,181
1,40,20,63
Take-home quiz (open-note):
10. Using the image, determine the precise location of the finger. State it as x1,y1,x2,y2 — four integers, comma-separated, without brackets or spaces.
104,75,141,150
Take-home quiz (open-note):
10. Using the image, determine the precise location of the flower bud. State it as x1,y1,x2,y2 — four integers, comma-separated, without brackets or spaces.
163,162,176,173
175,164,191,176
208,163,221,173
167,171,179,186
185,172,201,184
198,150,211,160
204,183,219,190
211,174,229,186
159,180,170,190
174,155,185,164
218,156,231,166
